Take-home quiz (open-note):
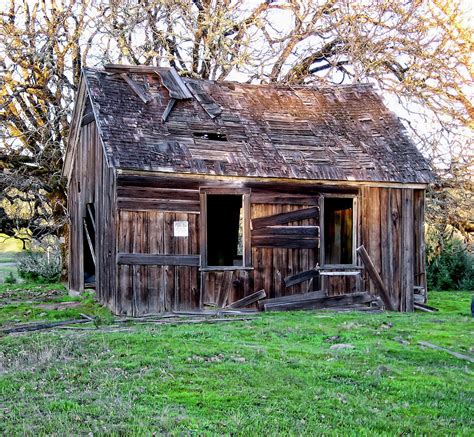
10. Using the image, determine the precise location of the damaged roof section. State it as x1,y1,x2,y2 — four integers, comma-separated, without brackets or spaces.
81,66,434,184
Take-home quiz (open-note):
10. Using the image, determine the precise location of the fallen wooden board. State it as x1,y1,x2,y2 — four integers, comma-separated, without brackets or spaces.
356,245,395,310
320,305,383,313
121,317,256,326
226,289,266,309
258,291,327,309
414,303,439,312
262,292,375,312
418,341,474,364
0,315,94,335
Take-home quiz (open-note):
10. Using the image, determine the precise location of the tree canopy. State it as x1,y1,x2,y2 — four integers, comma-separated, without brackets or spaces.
0,0,472,244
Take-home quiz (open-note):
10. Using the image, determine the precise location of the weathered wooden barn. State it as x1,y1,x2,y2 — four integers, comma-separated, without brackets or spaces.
63,64,434,315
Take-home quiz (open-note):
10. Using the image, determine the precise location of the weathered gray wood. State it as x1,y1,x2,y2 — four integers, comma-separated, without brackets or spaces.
117,199,200,213
319,271,361,276
117,254,200,266
120,73,153,104
414,302,439,312
81,111,95,126
258,290,326,308
83,218,96,266
86,203,96,232
160,68,193,99
284,268,320,287
251,236,318,249
162,98,177,122
226,289,266,309
186,81,222,118
217,271,233,308
1,316,93,334
252,206,319,229
263,292,374,312
418,341,474,363
122,317,255,326
356,245,395,310
252,226,319,237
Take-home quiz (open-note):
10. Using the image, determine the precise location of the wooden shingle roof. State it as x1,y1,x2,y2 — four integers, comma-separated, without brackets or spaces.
81,66,434,184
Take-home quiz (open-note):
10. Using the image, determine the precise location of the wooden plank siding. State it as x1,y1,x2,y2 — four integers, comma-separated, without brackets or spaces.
358,187,422,311
67,122,117,312
70,166,426,314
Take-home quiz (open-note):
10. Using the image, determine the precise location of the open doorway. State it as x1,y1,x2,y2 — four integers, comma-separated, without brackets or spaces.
83,203,96,285
324,197,354,265
206,195,243,266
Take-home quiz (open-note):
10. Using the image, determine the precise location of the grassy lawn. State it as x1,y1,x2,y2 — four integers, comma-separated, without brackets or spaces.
0,286,472,435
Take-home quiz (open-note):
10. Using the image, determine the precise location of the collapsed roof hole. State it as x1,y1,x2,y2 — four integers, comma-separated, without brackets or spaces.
193,132,228,141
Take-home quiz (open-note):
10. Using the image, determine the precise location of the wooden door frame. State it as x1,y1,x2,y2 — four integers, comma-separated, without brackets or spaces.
319,192,359,268
199,187,251,269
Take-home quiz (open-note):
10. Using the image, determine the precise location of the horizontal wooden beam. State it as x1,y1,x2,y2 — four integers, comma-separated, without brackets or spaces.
251,236,318,249
251,193,319,205
117,169,430,190
319,271,361,276
252,206,319,230
252,226,319,237
117,199,200,213
117,254,200,266
117,187,199,200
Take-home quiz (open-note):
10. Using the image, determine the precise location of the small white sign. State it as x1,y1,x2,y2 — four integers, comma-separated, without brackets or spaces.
174,221,189,237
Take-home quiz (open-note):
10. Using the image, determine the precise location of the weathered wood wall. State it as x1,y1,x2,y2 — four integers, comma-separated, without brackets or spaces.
359,186,425,311
116,210,200,315
67,122,117,311
70,170,426,314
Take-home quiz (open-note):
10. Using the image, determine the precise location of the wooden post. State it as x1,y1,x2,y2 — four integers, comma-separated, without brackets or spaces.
356,245,394,311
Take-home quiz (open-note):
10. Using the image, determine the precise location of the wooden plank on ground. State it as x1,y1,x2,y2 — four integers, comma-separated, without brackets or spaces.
356,245,395,310
262,292,374,312
414,303,439,313
226,289,266,309
418,341,474,364
1,316,94,334
258,290,326,309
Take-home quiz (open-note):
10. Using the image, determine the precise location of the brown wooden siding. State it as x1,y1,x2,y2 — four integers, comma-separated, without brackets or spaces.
251,202,319,298
67,122,117,310
115,209,200,315
69,171,426,314
359,186,423,311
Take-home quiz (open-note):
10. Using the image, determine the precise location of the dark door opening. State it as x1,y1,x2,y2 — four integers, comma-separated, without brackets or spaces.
83,203,96,284
207,195,243,266
324,197,354,265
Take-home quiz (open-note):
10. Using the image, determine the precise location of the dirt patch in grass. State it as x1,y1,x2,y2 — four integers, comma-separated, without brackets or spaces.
34,301,82,311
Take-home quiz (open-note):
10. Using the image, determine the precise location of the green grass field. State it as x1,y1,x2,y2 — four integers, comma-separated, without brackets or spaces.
0,285,472,435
